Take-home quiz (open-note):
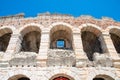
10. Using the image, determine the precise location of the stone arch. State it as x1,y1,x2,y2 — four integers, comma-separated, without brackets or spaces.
49,22,73,49
20,23,43,53
0,26,16,35
106,26,120,33
19,23,43,37
47,69,79,80
0,26,14,52
108,26,120,54
8,74,30,80
49,22,73,30
47,22,75,67
80,23,107,61
79,23,102,36
87,70,115,80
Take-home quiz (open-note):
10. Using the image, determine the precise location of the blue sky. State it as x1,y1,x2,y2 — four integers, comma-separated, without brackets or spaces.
0,0,120,21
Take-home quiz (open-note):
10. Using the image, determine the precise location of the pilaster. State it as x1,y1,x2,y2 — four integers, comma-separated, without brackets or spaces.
37,28,49,67
73,28,87,67
4,33,22,61
102,33,119,60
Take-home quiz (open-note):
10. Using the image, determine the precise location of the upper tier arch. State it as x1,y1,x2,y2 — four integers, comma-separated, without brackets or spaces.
0,26,16,36
107,26,120,36
19,23,44,37
79,23,102,36
49,22,73,33
49,22,73,49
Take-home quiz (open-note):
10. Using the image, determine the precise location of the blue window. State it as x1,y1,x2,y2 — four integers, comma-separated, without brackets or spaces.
56,39,65,48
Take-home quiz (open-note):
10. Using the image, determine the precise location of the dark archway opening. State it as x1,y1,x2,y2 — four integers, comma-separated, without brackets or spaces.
81,31,103,61
21,31,41,53
93,78,104,80
110,33,120,53
18,77,30,80
0,33,11,52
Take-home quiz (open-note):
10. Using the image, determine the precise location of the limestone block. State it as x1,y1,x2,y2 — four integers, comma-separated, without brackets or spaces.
0,60,9,67
76,59,87,68
93,52,113,67
113,62,120,69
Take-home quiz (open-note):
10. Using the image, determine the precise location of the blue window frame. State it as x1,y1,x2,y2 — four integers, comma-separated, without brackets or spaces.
56,39,65,48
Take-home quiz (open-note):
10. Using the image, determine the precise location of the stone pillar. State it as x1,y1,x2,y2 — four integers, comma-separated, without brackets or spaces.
102,33,119,60
0,33,22,67
73,29,87,67
37,28,49,67
5,33,22,60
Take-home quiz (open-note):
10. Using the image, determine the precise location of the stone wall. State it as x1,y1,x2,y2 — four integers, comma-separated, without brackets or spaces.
0,67,118,80
0,13,120,80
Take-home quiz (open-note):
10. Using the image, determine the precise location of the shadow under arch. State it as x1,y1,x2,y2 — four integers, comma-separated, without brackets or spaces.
49,74,75,80
80,23,108,61
0,26,13,52
8,74,30,80
19,23,42,53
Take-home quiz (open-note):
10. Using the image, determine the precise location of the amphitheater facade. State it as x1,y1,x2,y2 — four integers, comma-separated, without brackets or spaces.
0,13,120,80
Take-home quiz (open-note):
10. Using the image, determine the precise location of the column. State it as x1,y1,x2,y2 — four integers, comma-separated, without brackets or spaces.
37,28,49,67
5,33,22,60
102,33,119,60
0,33,22,67
73,29,88,67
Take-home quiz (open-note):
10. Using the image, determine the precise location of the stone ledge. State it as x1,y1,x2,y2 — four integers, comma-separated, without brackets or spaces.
47,49,75,67
9,52,37,66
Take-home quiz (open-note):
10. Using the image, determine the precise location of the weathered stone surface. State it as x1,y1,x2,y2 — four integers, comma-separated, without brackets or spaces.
93,52,113,67
9,52,37,66
0,13,119,80
47,49,75,67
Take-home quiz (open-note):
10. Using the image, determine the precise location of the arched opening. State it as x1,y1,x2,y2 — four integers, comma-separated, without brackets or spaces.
81,26,105,61
8,74,30,80
109,28,120,54
48,25,75,66
0,28,12,52
93,75,114,80
50,25,73,50
21,31,41,53
20,26,41,53
50,74,74,80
